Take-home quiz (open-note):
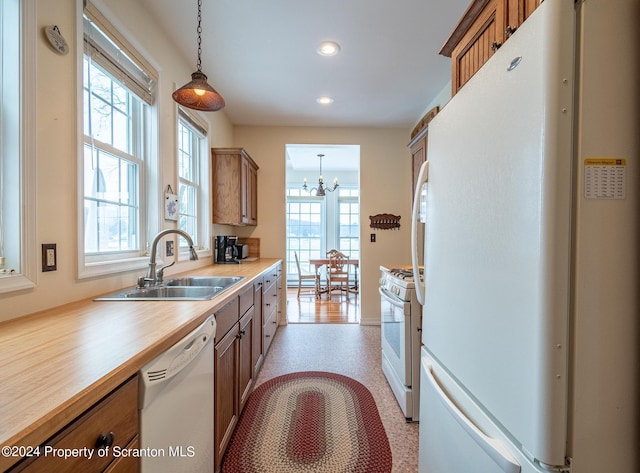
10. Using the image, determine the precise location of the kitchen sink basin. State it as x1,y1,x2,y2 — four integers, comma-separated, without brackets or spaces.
164,276,244,287
94,276,244,301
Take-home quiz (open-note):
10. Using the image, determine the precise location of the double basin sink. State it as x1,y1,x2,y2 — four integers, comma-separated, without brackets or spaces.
95,276,244,301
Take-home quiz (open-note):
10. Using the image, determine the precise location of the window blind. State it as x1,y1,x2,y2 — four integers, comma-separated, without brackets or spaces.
178,108,208,138
83,2,157,104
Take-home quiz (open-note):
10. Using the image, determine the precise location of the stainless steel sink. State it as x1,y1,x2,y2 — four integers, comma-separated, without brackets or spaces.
94,276,244,301
164,276,244,287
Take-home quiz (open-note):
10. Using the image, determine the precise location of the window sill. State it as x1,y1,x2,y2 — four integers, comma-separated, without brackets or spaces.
0,273,37,294
78,255,149,279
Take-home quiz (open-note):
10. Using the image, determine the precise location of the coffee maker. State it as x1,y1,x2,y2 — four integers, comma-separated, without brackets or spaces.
215,235,240,264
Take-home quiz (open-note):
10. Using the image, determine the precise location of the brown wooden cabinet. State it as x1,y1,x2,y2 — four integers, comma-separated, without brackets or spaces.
441,0,541,95
211,148,259,226
252,277,264,374
409,128,428,202
262,264,280,355
9,376,139,473
213,284,257,472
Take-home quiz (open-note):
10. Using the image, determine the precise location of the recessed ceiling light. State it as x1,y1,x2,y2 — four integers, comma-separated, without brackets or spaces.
316,96,334,105
317,41,341,56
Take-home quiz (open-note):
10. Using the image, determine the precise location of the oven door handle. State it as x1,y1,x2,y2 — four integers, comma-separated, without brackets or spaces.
379,286,407,309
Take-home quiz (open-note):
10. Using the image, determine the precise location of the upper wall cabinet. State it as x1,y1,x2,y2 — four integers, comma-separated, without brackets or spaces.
440,0,541,95
212,148,259,226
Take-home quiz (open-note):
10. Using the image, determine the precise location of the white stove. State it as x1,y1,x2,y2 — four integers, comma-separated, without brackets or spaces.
379,267,423,300
379,266,423,421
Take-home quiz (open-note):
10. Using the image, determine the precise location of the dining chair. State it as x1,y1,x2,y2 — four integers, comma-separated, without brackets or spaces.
326,250,350,300
294,251,320,299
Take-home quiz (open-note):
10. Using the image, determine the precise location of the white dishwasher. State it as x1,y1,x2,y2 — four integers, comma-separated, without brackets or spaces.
140,314,215,473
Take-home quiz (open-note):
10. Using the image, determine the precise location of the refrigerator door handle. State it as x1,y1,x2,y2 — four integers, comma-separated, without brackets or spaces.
411,160,428,305
424,358,522,473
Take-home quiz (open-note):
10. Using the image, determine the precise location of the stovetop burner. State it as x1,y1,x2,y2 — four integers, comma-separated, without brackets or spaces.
388,268,423,281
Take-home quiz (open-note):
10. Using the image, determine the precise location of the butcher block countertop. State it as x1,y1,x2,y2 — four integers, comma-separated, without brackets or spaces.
0,259,281,471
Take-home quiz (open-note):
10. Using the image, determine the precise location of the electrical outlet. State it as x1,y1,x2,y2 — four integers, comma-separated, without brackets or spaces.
42,243,57,272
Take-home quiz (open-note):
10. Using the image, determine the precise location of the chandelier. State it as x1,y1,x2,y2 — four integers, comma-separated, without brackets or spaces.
302,154,339,196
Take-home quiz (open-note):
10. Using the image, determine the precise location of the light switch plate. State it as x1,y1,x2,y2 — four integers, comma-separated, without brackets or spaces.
42,243,57,272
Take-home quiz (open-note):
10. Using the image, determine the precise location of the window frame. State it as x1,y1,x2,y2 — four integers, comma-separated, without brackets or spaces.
77,0,157,278
0,0,37,294
176,107,210,257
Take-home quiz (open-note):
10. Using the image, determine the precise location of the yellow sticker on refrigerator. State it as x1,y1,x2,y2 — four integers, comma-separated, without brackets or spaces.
584,158,626,199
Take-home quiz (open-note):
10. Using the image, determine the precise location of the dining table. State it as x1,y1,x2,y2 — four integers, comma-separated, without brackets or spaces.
308,258,359,295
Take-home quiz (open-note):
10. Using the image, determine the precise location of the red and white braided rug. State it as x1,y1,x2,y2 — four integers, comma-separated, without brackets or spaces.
221,371,392,473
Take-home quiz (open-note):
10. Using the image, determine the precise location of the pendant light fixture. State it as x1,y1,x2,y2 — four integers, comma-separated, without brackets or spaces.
172,0,225,111
302,154,339,197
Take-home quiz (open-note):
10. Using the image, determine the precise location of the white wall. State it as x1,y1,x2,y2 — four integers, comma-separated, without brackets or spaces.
0,0,234,322
233,126,413,325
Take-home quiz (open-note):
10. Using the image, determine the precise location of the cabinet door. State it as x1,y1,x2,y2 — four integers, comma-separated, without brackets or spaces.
451,0,504,94
504,0,539,38
252,279,264,374
240,158,250,224
410,134,427,202
214,327,239,472
240,158,258,225
238,308,255,412
212,152,242,224
249,164,258,225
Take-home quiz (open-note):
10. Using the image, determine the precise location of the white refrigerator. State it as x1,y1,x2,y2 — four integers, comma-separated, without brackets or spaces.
411,0,639,472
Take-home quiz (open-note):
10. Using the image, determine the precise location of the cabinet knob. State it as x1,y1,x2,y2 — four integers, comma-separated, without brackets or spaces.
95,432,115,449
491,41,502,51
505,26,517,37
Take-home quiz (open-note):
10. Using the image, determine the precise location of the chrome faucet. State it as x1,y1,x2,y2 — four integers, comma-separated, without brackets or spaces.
139,229,199,287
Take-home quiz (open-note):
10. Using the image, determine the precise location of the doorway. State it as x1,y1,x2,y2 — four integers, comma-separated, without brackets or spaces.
285,144,360,322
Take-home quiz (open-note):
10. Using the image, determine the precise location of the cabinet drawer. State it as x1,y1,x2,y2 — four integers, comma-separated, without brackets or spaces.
263,268,278,291
102,436,139,473
11,376,139,473
263,280,278,316
263,310,278,354
214,297,239,343
239,285,254,317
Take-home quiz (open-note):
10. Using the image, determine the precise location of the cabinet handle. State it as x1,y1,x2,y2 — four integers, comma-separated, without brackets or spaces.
95,432,115,449
272,321,277,325
265,334,271,338
505,26,517,37
491,41,502,51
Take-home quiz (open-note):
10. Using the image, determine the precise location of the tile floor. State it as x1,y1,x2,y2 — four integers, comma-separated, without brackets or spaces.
254,323,419,473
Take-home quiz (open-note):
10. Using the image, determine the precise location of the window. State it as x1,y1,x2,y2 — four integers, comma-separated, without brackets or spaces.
177,109,208,251
285,186,360,284
337,188,360,262
79,2,157,277
83,60,144,256
286,189,323,281
0,0,36,294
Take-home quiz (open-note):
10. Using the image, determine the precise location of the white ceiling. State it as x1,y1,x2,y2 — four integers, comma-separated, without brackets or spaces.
138,0,470,131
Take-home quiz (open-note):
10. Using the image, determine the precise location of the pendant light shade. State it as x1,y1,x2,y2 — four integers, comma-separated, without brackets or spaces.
172,0,225,112
172,71,225,111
